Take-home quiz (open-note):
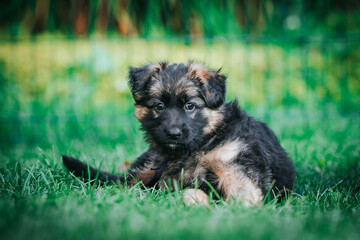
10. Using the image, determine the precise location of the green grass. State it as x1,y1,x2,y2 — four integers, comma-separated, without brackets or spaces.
0,110,359,240
0,37,359,239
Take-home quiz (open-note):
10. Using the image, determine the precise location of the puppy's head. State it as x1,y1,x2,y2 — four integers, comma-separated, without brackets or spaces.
128,62,226,155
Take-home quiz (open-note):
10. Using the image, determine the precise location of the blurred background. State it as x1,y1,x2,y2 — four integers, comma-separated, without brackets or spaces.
0,0,359,158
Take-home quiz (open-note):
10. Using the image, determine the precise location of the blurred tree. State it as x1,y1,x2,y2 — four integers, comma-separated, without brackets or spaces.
0,0,358,37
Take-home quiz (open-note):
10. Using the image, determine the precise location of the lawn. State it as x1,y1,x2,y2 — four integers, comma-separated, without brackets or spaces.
0,38,359,240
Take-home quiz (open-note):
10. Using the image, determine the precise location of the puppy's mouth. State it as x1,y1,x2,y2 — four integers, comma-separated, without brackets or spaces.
165,143,186,151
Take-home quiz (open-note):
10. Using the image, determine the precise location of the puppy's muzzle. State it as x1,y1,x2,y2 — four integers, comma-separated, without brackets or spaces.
165,127,182,140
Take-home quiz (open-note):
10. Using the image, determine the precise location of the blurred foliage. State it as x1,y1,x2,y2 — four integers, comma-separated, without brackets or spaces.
0,0,359,37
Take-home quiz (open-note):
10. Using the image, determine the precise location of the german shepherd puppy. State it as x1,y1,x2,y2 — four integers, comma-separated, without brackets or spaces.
62,62,295,206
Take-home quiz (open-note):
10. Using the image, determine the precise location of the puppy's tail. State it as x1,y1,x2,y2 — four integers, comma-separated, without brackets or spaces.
62,155,123,184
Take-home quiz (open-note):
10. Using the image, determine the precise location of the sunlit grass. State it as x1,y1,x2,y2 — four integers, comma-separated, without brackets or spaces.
0,37,359,117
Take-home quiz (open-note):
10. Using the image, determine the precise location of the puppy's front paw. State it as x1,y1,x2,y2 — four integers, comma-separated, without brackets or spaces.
183,189,209,206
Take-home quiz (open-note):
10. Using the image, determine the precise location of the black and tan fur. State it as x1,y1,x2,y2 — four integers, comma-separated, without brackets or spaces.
62,62,296,206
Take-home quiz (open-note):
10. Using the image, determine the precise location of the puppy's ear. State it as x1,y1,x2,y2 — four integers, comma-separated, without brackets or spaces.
128,62,167,98
187,62,226,108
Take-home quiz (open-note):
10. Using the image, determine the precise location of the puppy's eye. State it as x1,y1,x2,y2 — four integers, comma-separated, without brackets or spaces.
154,102,165,112
184,103,195,112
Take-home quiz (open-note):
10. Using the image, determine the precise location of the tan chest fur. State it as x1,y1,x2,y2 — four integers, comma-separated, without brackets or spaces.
181,139,263,205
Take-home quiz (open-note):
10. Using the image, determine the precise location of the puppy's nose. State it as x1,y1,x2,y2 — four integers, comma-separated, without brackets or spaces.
166,127,182,140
